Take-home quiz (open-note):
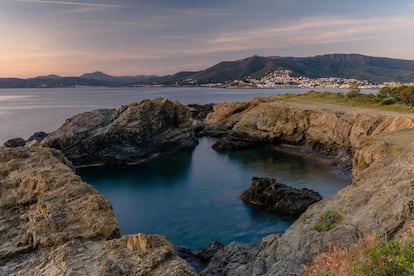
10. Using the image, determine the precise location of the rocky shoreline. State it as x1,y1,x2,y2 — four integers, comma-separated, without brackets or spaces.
2,96,414,275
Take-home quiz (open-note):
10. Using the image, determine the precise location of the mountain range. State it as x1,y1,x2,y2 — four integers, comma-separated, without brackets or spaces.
1,54,414,88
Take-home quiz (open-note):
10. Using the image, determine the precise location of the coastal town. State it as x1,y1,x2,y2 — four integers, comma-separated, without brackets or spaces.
200,69,413,89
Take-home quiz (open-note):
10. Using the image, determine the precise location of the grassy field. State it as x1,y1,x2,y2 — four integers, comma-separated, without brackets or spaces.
279,91,414,114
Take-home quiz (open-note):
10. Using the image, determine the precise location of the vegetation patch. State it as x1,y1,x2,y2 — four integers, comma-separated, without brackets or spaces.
280,86,414,113
302,230,414,276
313,209,342,233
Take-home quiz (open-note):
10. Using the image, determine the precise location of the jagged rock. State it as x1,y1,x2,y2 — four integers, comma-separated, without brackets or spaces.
188,103,215,120
43,98,197,166
27,131,48,143
0,145,196,275
204,97,414,275
200,242,257,276
212,135,257,151
188,103,215,135
4,137,26,147
194,240,225,264
241,177,322,216
175,241,225,273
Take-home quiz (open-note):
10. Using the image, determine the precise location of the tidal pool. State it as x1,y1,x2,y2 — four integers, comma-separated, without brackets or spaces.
78,137,350,249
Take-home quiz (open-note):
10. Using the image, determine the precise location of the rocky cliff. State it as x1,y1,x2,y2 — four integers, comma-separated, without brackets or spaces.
43,98,197,166
4,95,414,275
0,145,196,275
203,96,414,275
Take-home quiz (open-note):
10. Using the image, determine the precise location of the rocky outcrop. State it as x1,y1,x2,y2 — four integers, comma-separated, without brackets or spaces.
240,177,322,216
203,96,414,275
200,242,257,276
43,98,197,166
175,240,225,273
205,97,414,168
0,145,196,275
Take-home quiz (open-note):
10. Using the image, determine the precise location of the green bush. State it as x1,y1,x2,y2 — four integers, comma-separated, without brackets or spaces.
302,233,414,275
380,97,397,105
313,210,342,232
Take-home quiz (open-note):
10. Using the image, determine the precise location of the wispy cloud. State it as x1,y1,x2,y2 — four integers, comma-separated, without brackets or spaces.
16,0,123,8
206,15,414,54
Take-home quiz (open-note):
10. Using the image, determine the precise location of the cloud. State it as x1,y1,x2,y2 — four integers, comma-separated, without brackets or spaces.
206,15,414,54
15,0,123,8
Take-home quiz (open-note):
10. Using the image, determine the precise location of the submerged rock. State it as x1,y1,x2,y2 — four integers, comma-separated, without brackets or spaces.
0,145,196,275
241,177,322,216
43,98,197,166
4,137,26,147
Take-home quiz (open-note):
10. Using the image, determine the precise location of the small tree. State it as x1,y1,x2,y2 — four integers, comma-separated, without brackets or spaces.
379,86,392,98
347,82,360,98
400,86,414,105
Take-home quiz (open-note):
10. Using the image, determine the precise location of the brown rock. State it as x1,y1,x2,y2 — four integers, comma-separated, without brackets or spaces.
44,98,197,166
0,145,196,275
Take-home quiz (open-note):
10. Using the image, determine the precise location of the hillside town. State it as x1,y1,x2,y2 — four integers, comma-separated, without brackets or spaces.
217,69,410,89
197,69,414,89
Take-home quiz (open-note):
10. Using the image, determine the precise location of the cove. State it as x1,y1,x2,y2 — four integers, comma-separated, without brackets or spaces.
78,137,350,250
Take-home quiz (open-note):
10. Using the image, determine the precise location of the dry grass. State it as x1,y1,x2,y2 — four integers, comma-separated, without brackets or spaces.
300,225,414,276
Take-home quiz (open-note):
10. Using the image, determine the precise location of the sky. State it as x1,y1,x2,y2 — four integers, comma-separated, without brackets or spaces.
1,0,414,78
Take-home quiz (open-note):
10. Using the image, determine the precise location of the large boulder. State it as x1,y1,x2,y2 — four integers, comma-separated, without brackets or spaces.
0,145,196,275
241,177,322,216
43,98,197,166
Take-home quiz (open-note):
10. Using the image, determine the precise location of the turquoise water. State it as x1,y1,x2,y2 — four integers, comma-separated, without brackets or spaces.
78,137,350,250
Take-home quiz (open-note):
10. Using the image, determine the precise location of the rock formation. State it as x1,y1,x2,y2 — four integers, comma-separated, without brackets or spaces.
240,177,322,216
43,98,197,166
4,137,26,147
203,96,414,275
0,145,196,275
4,95,414,275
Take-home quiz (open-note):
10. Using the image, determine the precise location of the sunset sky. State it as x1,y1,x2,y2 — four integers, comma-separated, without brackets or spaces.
1,0,414,78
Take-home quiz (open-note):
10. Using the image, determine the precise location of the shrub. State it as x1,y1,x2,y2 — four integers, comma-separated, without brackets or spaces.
347,83,360,98
302,227,414,276
313,210,342,233
400,86,414,105
380,97,397,105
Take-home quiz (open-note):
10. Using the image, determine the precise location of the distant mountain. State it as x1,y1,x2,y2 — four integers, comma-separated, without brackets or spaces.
1,54,413,88
80,71,156,84
0,72,158,88
151,54,414,85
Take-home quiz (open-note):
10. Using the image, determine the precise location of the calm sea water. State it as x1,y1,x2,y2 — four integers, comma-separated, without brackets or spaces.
0,87,352,249
0,86,376,142
78,138,350,249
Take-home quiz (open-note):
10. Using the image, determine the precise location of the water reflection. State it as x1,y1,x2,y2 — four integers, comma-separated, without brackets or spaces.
78,150,193,189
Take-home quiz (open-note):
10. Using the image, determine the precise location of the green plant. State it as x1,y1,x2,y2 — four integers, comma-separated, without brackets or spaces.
313,210,342,232
302,228,414,276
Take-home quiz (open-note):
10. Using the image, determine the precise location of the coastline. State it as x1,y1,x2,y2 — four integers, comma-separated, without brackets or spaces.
2,94,414,275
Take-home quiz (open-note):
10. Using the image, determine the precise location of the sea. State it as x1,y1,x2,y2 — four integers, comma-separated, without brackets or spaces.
0,86,360,249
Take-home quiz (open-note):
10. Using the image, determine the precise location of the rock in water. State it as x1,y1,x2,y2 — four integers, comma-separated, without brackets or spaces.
240,177,322,216
4,137,26,147
43,98,197,166
0,145,196,275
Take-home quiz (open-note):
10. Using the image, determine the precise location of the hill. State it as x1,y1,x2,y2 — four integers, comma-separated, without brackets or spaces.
1,54,414,88
154,54,414,85
0,72,156,88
